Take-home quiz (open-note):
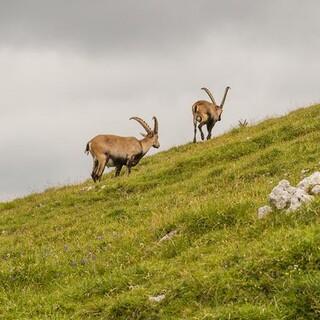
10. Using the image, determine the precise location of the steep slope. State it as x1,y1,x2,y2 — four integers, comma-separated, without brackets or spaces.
1,104,320,319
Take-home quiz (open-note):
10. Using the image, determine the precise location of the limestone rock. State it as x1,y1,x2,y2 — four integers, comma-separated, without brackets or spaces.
269,180,292,210
149,294,165,303
257,205,272,219
269,179,313,212
311,185,320,195
297,172,320,192
159,230,177,242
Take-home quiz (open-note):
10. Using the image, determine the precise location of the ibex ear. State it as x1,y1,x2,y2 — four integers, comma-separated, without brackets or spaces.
140,132,147,137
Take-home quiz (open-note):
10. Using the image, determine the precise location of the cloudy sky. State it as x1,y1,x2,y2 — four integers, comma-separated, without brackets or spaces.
0,0,319,201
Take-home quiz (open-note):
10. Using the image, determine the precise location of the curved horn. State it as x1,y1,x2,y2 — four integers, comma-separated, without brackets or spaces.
130,117,152,133
201,87,217,105
220,86,231,108
153,116,158,134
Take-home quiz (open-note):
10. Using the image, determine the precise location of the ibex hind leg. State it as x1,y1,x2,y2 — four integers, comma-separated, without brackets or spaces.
91,159,99,182
96,154,108,182
193,120,197,143
193,113,202,143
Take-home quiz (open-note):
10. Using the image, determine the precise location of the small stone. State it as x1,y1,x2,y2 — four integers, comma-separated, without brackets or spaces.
311,185,320,195
149,294,166,303
257,205,272,219
80,186,94,192
159,230,177,242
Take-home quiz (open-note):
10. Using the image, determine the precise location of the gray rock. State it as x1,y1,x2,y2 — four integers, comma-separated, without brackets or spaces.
80,185,94,192
257,205,272,219
297,172,320,192
287,188,313,212
269,180,292,209
149,294,166,303
311,185,320,195
159,230,177,242
269,179,313,212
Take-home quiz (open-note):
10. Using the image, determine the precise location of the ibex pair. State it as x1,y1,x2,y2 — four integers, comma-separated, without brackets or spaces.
85,86,229,181
192,86,230,143
85,117,159,182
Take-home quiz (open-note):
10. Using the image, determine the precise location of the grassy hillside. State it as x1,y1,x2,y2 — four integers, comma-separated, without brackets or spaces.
1,105,320,319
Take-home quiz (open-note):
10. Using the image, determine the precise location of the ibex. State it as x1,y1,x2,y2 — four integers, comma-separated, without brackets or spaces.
192,86,230,143
85,117,159,182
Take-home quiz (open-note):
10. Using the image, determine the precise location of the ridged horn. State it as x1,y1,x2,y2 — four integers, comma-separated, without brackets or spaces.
130,117,152,134
201,87,217,105
220,86,231,108
153,116,158,134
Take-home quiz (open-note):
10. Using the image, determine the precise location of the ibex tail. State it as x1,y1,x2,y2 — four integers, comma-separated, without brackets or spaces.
85,142,90,155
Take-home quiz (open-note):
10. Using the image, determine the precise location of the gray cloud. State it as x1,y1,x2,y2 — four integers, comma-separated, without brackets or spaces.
0,0,319,200
1,1,319,55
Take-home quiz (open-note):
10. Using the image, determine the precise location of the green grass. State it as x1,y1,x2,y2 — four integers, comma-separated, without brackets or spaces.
1,104,320,319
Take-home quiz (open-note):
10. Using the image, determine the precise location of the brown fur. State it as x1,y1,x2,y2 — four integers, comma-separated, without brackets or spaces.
192,86,230,143
85,117,159,182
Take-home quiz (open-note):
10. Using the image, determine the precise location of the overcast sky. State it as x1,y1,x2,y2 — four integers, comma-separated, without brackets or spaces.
0,0,319,201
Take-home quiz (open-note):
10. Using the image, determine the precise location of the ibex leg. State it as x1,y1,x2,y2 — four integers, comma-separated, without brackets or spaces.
126,156,135,176
96,154,108,182
198,123,205,141
115,165,123,177
206,120,214,140
193,119,197,143
91,158,100,182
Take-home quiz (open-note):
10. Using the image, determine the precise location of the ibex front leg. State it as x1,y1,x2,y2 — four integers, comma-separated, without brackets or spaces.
206,120,215,140
198,123,205,141
115,165,123,177
126,156,134,176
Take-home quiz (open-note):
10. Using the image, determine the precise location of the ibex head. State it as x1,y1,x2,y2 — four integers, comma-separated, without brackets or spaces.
201,86,230,122
130,116,160,148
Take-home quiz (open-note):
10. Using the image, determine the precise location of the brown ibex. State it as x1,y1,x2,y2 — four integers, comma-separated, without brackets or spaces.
85,117,159,182
192,86,230,143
